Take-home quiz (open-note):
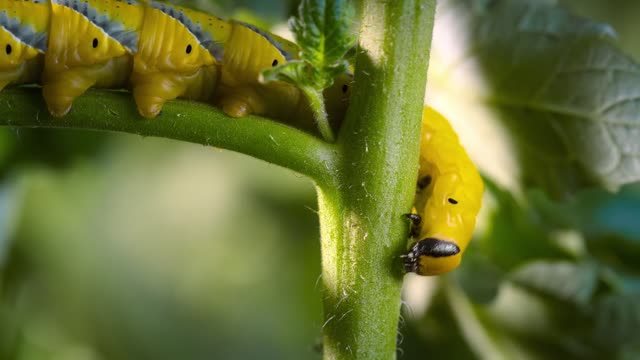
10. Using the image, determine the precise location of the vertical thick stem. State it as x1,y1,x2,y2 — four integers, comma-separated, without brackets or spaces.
318,1,436,359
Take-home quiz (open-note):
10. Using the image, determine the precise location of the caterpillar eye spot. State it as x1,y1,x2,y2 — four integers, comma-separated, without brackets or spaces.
448,198,458,205
271,59,278,67
5,44,11,55
342,84,349,93
92,38,98,48
186,44,192,54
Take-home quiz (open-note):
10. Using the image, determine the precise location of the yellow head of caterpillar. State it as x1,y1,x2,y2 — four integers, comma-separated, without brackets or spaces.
403,106,484,276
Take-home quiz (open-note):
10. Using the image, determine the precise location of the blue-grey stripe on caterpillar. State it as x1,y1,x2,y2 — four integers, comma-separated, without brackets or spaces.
0,0,352,122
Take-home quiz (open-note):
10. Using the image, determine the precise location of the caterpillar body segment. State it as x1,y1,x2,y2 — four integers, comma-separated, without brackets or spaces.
131,1,229,118
0,0,352,123
215,20,300,118
43,0,144,116
0,0,49,90
403,106,484,276
130,64,218,118
221,20,295,86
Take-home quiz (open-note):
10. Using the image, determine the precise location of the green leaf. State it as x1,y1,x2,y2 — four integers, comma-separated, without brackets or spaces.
259,61,309,86
261,0,355,142
529,183,640,273
530,183,640,240
454,250,504,304
592,293,640,350
478,177,568,270
432,0,640,193
510,260,599,306
290,0,355,77
261,62,334,142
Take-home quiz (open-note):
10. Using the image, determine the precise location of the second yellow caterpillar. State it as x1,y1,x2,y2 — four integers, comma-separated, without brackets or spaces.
403,106,484,276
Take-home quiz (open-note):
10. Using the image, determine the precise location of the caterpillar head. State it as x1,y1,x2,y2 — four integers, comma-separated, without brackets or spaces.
324,71,353,131
402,237,461,276
408,170,481,275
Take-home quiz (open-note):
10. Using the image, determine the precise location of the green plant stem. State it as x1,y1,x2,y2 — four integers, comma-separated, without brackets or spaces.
302,86,335,143
317,0,436,359
0,1,436,356
0,88,338,186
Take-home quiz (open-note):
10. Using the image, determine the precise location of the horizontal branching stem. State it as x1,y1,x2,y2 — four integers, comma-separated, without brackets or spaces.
0,88,338,186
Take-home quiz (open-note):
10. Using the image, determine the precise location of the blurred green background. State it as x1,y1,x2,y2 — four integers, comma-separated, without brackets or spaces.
1,0,640,359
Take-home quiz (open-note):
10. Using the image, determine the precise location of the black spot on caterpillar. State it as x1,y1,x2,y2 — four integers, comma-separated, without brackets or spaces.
0,0,352,125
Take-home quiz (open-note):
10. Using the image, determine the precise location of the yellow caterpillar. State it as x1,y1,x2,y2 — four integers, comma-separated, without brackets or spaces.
1,1,478,276
0,0,351,121
403,106,484,276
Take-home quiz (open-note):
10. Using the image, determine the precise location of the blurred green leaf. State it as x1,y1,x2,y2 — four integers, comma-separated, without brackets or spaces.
484,282,615,359
0,129,108,179
401,283,476,359
0,179,22,268
0,130,13,167
529,183,640,273
531,184,640,241
436,0,640,193
455,251,504,304
0,138,326,360
592,293,640,351
478,178,569,270
510,260,599,306
559,0,640,60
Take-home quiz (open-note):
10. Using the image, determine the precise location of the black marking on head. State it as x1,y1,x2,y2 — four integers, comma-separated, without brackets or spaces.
448,198,458,204
234,20,294,61
5,44,11,55
417,175,432,190
402,239,459,274
414,238,460,258
186,44,192,54
272,59,278,67
92,38,98,48
342,84,349,93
